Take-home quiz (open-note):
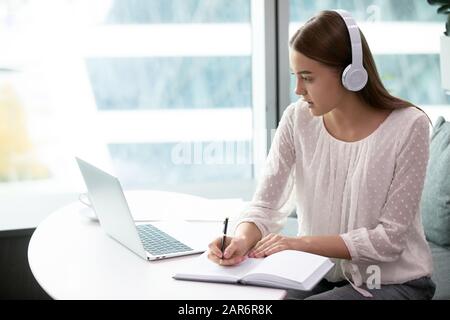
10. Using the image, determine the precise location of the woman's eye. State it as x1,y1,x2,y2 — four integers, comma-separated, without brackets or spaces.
302,77,312,82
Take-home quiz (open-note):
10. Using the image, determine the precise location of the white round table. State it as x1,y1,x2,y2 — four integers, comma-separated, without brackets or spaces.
28,191,286,300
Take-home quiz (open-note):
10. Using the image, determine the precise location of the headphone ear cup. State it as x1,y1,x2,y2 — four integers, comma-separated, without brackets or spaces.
342,65,368,92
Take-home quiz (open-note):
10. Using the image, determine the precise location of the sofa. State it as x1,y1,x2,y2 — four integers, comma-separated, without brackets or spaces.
420,116,450,300
428,242,450,299
280,116,450,300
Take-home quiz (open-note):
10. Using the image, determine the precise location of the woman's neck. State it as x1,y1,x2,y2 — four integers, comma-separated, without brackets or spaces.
323,94,391,142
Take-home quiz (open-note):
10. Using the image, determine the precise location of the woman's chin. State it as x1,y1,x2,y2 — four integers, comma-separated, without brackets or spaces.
308,105,319,116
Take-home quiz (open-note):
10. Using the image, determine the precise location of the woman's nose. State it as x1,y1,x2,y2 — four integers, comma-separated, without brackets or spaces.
295,81,307,96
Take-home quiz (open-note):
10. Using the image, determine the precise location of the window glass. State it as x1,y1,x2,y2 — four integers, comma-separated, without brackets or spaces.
0,0,254,192
86,57,251,111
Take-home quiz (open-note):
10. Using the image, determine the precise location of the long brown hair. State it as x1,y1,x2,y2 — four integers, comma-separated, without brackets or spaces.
289,10,431,123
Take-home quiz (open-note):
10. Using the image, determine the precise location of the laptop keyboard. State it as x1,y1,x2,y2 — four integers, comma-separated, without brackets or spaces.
136,224,193,256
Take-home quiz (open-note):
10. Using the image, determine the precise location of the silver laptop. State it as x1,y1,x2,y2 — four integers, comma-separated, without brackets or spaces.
76,157,207,261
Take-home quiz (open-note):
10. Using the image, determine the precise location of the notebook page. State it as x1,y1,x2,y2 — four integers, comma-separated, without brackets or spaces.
248,250,329,283
174,252,263,281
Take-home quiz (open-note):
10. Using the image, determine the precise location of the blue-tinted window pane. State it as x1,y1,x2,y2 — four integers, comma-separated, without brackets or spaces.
86,57,251,110
290,0,445,22
105,0,251,24
290,55,450,106
374,55,450,106
109,142,253,189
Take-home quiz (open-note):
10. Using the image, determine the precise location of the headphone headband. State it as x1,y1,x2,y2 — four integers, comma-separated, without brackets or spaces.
334,9,364,68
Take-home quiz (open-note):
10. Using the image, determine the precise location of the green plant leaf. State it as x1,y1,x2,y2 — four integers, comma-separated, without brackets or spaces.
427,0,450,5
437,4,450,14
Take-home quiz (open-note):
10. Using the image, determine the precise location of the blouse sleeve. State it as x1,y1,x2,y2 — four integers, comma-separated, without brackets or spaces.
234,105,298,238
340,115,430,263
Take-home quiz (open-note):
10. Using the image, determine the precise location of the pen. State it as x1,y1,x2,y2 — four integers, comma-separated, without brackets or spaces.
220,217,229,258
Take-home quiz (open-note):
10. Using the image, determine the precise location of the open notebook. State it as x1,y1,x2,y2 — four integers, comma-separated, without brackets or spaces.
173,250,334,291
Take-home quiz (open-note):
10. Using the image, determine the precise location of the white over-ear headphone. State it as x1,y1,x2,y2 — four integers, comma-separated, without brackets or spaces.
334,9,368,92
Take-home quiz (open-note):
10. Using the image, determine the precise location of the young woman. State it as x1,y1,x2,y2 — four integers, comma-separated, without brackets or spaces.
207,10,436,300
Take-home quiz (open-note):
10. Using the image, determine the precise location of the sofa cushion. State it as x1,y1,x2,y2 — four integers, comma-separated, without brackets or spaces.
429,241,450,300
420,116,450,247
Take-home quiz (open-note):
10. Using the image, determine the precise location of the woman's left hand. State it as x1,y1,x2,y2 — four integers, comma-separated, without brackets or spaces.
247,233,299,258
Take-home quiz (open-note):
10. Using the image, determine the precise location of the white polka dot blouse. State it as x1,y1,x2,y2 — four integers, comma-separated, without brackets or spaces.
236,98,433,285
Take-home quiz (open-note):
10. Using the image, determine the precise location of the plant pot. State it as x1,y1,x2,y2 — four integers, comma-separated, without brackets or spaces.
441,35,450,93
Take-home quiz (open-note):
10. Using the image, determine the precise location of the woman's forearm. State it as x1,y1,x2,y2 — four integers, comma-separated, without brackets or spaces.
294,235,351,260
234,222,262,250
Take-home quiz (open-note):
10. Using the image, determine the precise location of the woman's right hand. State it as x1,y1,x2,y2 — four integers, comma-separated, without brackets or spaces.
207,236,251,266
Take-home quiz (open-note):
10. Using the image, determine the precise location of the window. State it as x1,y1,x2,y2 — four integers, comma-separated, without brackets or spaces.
0,0,262,212
88,1,255,191
288,0,450,123
2,0,287,226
